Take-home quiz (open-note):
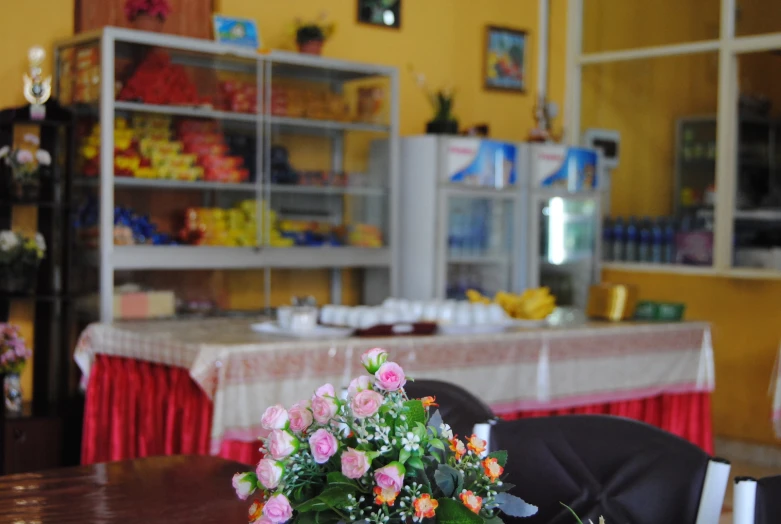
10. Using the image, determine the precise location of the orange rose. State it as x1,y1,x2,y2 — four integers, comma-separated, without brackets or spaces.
413,493,439,519
373,485,399,506
482,457,504,481
467,434,486,455
460,490,483,514
420,396,438,408
450,437,466,460
248,499,264,522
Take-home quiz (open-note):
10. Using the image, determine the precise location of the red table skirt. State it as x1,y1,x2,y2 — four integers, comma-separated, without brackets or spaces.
81,355,714,466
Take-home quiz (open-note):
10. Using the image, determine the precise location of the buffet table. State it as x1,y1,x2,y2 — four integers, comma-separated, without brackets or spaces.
75,319,715,465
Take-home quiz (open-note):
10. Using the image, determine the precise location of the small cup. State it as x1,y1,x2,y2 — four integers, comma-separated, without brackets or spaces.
320,305,336,325
488,303,509,324
472,303,490,325
437,302,455,325
422,301,439,322
380,309,399,325
359,308,381,329
453,303,472,326
277,306,292,329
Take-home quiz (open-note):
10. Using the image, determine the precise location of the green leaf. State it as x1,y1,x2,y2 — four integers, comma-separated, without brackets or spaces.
399,447,411,465
404,400,426,427
436,498,483,524
484,516,505,524
295,499,330,513
296,488,352,513
326,472,359,492
429,438,446,451
487,450,508,467
560,503,584,524
494,482,515,493
295,511,318,524
434,464,461,498
407,456,425,470
495,493,538,518
314,511,342,524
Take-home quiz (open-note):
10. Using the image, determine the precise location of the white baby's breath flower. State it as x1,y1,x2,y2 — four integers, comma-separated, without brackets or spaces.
439,423,453,440
23,134,40,146
0,231,19,252
35,149,51,166
0,146,9,159
401,431,420,452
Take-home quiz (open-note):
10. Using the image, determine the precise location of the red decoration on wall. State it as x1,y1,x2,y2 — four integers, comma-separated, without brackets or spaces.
75,0,214,39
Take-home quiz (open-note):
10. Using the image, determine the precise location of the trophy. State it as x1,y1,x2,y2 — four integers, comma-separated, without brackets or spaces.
23,46,52,120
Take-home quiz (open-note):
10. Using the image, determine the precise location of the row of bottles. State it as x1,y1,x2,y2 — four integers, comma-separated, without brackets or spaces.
603,216,678,264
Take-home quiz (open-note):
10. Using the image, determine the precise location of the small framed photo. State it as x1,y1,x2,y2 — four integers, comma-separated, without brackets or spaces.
357,0,402,29
484,26,527,93
213,15,261,49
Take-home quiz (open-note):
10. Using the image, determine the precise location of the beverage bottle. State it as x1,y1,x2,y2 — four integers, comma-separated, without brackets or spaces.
625,217,638,262
638,218,652,262
664,217,676,264
651,218,664,263
612,217,625,261
602,217,613,261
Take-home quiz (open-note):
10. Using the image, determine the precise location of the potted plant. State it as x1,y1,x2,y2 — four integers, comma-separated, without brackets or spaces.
410,66,458,134
0,134,51,201
293,13,335,55
124,0,172,32
0,230,46,293
0,323,32,414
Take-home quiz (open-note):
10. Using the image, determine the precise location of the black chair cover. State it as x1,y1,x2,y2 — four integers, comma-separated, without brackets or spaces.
755,475,781,524
491,415,711,524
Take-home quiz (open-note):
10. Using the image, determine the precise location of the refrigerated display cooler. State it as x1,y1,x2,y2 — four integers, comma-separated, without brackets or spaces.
393,137,604,308
521,144,603,309
395,136,526,300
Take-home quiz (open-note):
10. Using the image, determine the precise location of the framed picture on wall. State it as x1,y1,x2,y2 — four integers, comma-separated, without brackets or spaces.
484,26,527,93
357,0,401,29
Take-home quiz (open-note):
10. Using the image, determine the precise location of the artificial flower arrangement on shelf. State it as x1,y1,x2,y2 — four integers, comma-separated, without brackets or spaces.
0,133,52,201
293,12,336,55
124,0,172,32
0,323,32,413
409,65,457,135
232,348,538,524
0,230,46,293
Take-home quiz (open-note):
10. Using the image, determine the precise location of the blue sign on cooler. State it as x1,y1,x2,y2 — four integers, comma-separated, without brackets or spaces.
444,139,517,188
533,146,598,190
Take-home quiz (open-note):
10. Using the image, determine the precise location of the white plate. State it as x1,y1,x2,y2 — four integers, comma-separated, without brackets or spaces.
251,322,353,339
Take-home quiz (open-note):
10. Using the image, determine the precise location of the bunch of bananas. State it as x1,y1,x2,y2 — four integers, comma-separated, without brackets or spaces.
467,288,556,321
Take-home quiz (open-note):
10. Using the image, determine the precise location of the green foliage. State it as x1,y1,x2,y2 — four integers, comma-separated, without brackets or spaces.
561,503,584,524
436,498,484,524
487,450,508,468
434,464,463,498
403,399,426,427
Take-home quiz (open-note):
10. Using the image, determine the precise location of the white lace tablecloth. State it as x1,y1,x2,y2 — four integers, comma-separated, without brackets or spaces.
75,319,714,454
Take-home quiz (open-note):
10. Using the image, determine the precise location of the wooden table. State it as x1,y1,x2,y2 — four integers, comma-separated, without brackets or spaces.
0,455,247,523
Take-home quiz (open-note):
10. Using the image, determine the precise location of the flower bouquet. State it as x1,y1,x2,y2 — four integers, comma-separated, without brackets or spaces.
0,323,32,413
124,0,171,31
0,133,52,201
233,348,538,524
0,230,46,293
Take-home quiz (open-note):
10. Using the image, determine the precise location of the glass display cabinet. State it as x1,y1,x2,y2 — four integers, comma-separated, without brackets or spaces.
54,28,399,321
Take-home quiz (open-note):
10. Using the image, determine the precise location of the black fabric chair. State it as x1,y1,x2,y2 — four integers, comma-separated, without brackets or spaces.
734,475,781,524
403,379,494,439
488,415,728,524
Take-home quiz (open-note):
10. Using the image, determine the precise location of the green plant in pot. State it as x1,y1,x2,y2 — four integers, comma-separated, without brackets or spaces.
0,230,46,294
293,13,335,55
0,135,52,201
410,66,458,134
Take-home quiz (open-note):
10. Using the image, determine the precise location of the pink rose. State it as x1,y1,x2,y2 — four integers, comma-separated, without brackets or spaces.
374,361,406,391
348,375,372,397
288,401,314,433
263,493,293,523
308,428,338,464
351,389,384,418
232,471,257,500
314,383,336,399
268,429,299,460
361,347,388,374
311,395,339,425
341,447,371,479
261,404,289,430
256,458,284,489
374,461,405,492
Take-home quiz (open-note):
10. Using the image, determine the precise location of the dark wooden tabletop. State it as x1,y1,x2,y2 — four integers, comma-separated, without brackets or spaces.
0,455,250,523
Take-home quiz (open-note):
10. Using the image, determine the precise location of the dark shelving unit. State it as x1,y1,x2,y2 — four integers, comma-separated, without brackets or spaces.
0,100,82,474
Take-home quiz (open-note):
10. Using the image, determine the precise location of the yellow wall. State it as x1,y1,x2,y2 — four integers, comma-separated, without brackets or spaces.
586,0,781,445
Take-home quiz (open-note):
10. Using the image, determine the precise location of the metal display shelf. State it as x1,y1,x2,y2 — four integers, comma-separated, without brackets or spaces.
55,27,400,322
108,246,390,270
